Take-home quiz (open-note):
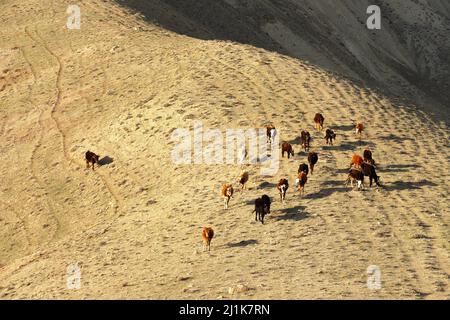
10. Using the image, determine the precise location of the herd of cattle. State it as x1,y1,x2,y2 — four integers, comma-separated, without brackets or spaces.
84,113,381,252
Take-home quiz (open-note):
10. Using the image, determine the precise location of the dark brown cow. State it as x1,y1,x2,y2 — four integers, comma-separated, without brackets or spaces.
346,168,365,190
281,142,294,159
308,152,319,175
300,131,311,152
266,125,276,144
363,149,376,166
324,129,336,145
361,162,381,187
314,113,325,131
295,172,308,196
85,151,100,170
238,170,249,190
277,178,289,203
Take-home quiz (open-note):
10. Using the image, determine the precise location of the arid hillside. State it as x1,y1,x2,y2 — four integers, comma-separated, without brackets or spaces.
0,0,448,299
121,0,450,119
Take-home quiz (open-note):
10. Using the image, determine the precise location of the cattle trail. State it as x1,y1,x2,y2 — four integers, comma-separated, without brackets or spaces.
21,29,61,244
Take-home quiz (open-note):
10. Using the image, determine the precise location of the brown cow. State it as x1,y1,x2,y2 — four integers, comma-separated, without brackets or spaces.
314,113,325,131
238,170,249,190
277,178,289,203
295,172,308,196
281,142,294,159
85,151,100,170
355,123,364,137
202,227,214,252
266,125,276,144
350,154,364,168
221,184,234,209
346,168,365,190
300,131,311,152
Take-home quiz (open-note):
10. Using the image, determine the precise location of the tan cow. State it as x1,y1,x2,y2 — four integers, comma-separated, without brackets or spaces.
202,227,214,252
221,184,234,209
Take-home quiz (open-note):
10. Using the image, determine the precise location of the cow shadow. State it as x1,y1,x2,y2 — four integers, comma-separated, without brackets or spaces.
273,205,309,221
98,156,114,166
385,180,437,191
244,199,256,206
337,140,374,151
297,150,311,157
331,124,355,131
379,164,421,173
257,181,276,189
379,134,414,143
226,239,258,248
322,145,342,151
303,187,348,199
288,136,302,145
321,180,346,187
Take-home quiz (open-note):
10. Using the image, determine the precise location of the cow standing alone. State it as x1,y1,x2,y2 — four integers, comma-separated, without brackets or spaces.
85,151,100,170
355,123,364,138
202,227,214,252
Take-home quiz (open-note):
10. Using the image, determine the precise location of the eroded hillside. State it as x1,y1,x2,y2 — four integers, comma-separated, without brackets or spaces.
0,0,448,299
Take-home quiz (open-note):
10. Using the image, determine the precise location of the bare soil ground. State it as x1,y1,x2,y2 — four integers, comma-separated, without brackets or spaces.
0,0,448,299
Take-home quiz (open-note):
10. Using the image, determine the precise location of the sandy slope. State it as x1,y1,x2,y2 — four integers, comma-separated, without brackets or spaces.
0,0,449,299
121,0,450,119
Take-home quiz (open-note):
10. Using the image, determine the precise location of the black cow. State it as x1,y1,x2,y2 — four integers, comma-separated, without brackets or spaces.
253,198,266,224
298,163,309,175
261,195,271,215
363,149,376,166
308,152,319,175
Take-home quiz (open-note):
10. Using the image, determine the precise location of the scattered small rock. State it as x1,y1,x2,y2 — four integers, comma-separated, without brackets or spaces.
228,284,252,295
